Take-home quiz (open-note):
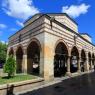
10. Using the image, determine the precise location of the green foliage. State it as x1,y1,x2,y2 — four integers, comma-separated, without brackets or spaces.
3,56,16,78
0,42,7,64
0,74,36,85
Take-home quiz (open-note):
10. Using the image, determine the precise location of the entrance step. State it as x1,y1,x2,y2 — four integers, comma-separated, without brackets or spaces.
71,72,80,77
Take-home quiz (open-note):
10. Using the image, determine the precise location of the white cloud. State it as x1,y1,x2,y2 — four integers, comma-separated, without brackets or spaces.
0,24,7,29
1,41,5,44
0,40,8,44
16,20,24,27
2,0,39,20
62,3,90,18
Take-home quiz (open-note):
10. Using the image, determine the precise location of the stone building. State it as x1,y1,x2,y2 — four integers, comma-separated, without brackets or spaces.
8,13,95,81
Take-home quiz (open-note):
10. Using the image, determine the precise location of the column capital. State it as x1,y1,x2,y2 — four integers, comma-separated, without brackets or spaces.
67,56,71,59
14,49,16,55
78,57,81,60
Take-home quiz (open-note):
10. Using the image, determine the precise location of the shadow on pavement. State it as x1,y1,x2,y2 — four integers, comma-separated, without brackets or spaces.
20,72,95,95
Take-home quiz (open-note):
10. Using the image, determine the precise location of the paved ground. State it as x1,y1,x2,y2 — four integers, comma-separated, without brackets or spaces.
20,72,95,95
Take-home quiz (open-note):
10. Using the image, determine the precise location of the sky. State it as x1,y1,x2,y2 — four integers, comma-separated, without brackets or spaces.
0,0,95,44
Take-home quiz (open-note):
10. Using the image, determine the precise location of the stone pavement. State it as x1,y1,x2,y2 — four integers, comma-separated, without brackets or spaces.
16,70,94,95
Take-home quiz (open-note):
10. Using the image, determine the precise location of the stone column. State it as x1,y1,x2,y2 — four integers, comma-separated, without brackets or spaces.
66,56,71,76
14,50,17,74
85,52,89,71
22,49,27,74
14,50,16,62
39,51,44,77
90,59,93,70
40,44,54,81
84,60,86,72
77,57,81,73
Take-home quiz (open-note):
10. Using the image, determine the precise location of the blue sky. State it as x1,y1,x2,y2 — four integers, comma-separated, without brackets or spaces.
0,0,95,44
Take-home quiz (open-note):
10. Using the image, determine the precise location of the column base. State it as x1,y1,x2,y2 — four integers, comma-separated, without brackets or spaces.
66,72,71,77
85,68,89,72
78,70,81,74
44,75,54,82
23,70,27,74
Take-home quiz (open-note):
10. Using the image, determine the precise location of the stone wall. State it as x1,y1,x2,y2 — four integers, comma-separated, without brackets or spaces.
0,78,44,95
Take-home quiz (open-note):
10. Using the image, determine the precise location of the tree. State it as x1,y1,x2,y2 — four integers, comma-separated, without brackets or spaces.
0,42,7,67
3,56,16,78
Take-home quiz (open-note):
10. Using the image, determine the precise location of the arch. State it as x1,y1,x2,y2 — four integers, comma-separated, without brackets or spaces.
27,39,41,75
92,53,95,67
71,46,79,57
27,38,41,52
16,46,23,73
88,52,92,70
88,52,91,61
54,39,69,54
88,52,91,58
70,46,79,73
92,53,95,59
70,44,80,55
9,48,14,56
55,42,68,55
70,45,80,55
16,44,24,53
81,49,86,72
81,49,86,58
54,41,68,77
